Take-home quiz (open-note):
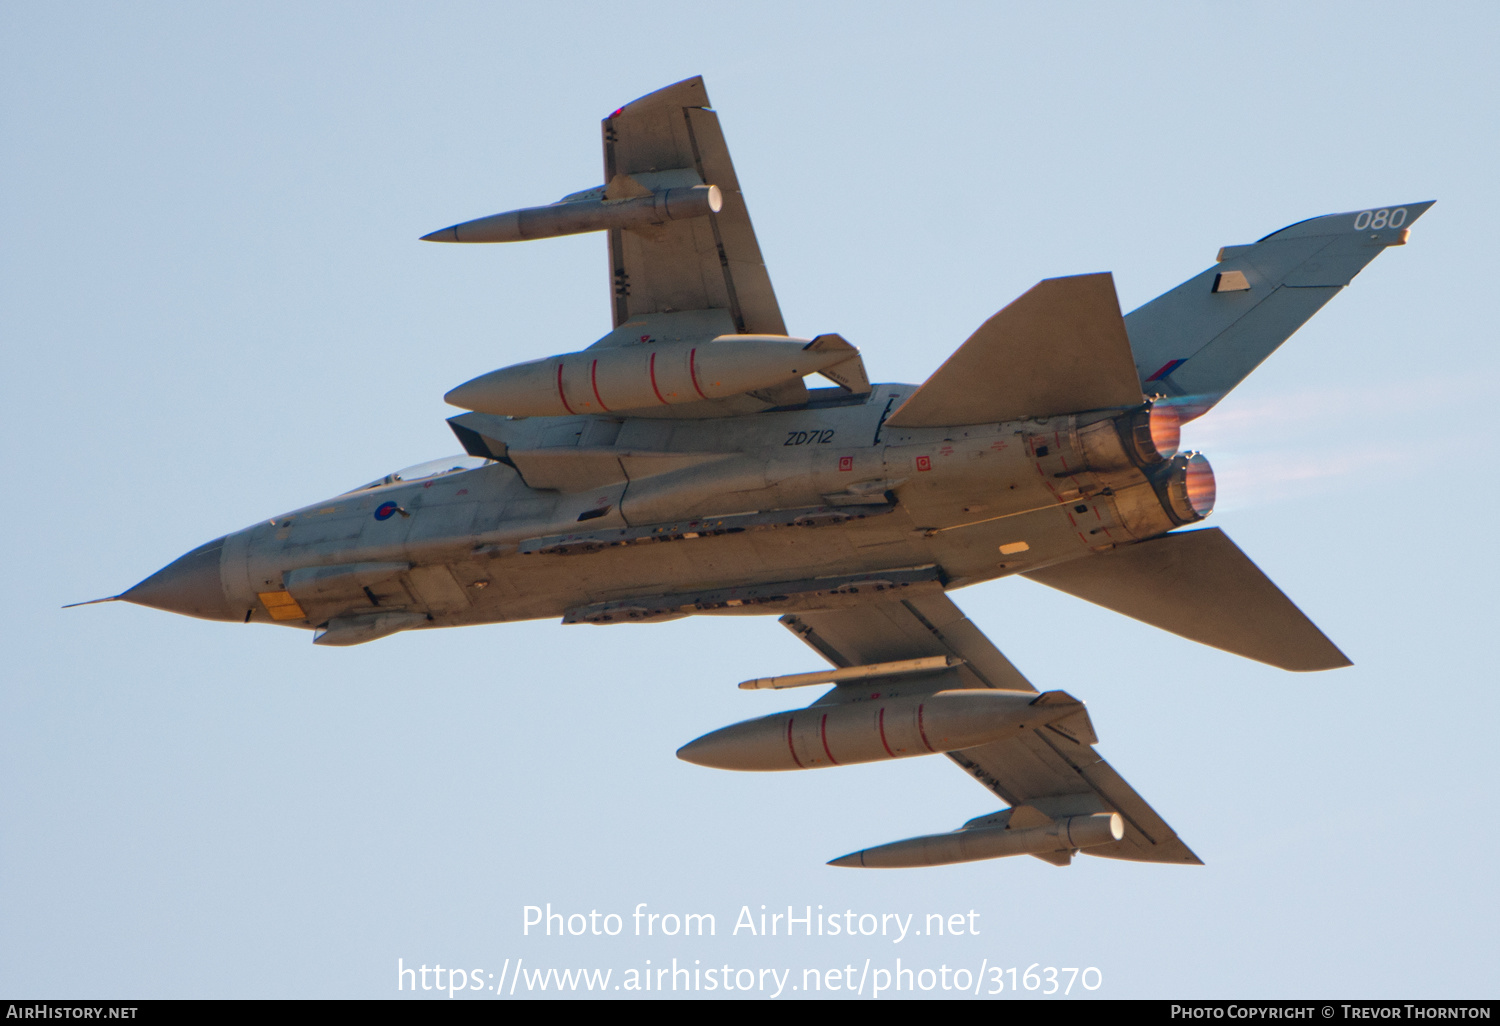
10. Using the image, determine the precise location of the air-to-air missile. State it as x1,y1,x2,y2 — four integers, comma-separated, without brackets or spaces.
83,75,1430,869
421,181,722,244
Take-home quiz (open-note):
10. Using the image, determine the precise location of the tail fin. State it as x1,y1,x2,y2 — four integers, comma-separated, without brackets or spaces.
884,273,1143,428
1022,528,1350,672
1125,201,1433,421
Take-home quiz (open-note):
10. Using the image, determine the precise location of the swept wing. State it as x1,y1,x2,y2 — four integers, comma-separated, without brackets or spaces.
597,76,786,341
779,594,1200,866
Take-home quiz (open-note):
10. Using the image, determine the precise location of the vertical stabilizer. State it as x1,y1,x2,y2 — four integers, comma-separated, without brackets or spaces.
1126,202,1433,420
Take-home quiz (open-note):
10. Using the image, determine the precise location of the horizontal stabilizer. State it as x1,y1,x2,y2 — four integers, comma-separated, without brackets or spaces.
1022,528,1350,671
885,273,1144,428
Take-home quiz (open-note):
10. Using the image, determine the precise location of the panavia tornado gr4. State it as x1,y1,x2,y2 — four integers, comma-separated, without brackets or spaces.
87,77,1429,869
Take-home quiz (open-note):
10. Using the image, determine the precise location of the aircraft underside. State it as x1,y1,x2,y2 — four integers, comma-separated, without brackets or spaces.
87,75,1428,869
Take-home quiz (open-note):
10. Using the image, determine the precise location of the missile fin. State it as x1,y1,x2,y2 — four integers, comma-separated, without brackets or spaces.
806,334,871,393
603,173,653,200
1005,805,1051,830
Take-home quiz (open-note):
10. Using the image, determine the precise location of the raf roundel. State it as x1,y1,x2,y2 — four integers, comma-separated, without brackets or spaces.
374,502,399,521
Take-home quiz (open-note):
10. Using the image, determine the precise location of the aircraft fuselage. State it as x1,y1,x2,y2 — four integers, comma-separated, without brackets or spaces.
127,384,1200,645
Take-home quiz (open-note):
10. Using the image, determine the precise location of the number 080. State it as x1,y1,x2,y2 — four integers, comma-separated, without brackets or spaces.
1353,207,1406,231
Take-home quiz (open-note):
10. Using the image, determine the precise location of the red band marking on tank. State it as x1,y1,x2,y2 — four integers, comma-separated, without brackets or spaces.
819,714,839,766
878,707,896,758
688,348,709,400
786,717,803,768
590,359,610,412
649,352,669,405
917,703,936,753
556,363,576,415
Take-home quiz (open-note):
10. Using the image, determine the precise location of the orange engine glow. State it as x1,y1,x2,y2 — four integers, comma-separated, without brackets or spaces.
1123,402,1182,465
1183,452,1216,517
1155,451,1216,525
1148,404,1182,462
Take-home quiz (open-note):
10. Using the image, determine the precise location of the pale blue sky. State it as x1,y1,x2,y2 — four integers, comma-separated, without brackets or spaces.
4,1,1496,999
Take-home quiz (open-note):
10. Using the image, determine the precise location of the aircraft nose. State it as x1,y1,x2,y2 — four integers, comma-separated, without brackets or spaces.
120,536,235,621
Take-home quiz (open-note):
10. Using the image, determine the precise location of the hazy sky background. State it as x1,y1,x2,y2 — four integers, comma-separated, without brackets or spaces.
4,2,1496,999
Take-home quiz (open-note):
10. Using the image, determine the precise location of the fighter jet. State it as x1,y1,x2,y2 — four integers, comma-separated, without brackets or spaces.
84,77,1429,869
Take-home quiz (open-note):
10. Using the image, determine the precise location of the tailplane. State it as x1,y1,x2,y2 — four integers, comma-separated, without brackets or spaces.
884,272,1143,428
1023,528,1350,672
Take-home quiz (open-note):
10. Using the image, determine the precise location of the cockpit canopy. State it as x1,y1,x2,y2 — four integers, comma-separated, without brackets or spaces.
344,455,492,494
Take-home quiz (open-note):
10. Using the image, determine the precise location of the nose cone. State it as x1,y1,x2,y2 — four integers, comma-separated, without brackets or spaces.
121,536,235,621
674,735,719,768
442,373,491,412
675,723,782,772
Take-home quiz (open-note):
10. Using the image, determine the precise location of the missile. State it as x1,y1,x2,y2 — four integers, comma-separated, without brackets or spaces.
422,185,722,244
675,689,1089,772
445,336,863,417
737,655,962,691
828,811,1124,868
